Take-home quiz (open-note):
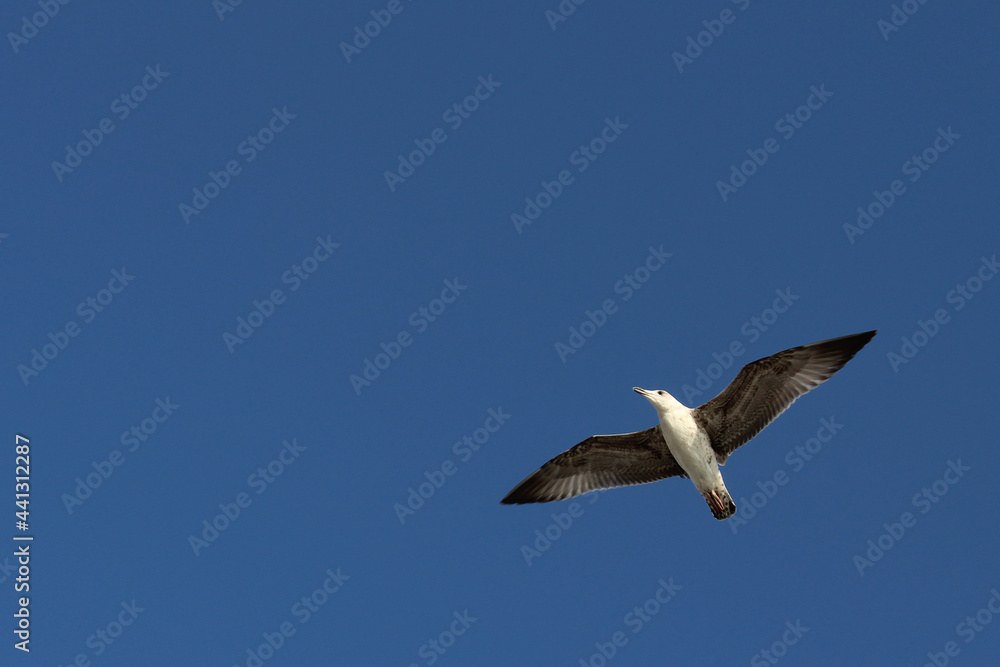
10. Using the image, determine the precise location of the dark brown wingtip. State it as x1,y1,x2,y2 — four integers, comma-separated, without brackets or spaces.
499,491,520,505
500,477,538,505
830,329,878,359
500,467,562,505
826,329,877,347
803,330,877,363
860,330,877,348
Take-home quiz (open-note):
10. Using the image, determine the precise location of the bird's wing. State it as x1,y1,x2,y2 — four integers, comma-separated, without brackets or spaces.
693,330,876,463
500,426,686,504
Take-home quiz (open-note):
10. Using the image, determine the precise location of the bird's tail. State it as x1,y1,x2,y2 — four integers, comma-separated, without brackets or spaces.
705,486,736,520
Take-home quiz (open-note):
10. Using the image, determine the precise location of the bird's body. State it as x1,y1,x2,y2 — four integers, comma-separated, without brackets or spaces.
501,331,876,519
644,390,734,518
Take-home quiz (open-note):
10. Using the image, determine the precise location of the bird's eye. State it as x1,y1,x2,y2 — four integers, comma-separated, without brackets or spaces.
658,391,665,395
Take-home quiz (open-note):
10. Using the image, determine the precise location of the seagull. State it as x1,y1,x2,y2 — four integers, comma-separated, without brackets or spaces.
500,331,876,519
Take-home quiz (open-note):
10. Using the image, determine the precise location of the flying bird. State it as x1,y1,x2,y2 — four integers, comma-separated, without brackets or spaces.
501,331,876,519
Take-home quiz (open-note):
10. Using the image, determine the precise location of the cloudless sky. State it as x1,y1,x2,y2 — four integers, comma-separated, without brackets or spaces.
4,1,1000,665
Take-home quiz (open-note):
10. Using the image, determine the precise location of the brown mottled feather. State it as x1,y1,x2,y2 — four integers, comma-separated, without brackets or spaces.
500,426,686,504
693,330,876,463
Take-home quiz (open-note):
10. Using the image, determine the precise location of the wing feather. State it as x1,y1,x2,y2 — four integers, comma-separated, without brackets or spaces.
500,426,686,504
693,330,876,462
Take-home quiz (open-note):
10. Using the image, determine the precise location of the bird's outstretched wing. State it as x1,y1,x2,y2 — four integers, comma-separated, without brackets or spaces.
500,426,686,504
693,330,876,463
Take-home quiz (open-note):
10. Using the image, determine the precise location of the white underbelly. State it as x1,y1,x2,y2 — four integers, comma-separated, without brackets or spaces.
658,412,720,491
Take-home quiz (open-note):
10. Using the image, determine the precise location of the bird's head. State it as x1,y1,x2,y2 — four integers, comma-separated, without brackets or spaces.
633,387,685,414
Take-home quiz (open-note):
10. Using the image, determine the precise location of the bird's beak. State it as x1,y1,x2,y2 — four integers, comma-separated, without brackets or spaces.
633,387,648,395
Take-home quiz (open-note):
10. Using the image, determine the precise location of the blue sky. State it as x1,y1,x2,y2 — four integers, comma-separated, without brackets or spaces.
4,1,1000,665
